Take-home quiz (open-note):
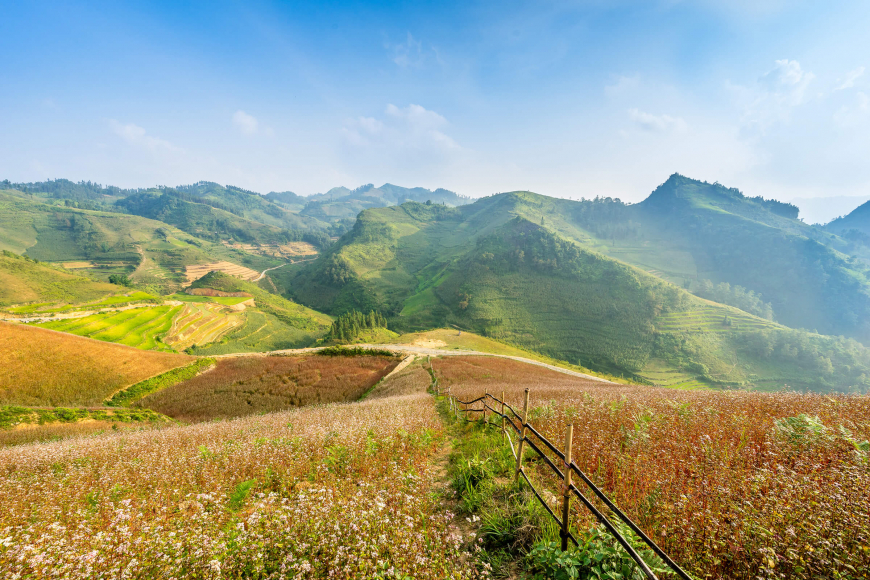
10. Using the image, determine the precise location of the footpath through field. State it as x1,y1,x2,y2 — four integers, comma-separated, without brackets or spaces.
213,343,614,383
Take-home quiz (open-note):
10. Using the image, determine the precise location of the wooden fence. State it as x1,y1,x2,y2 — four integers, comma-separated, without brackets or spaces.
430,373,692,580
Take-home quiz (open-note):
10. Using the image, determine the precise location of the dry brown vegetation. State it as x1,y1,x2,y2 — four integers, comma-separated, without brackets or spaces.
222,241,319,258
185,261,260,284
0,394,482,578
138,354,399,422
0,322,191,406
435,356,870,579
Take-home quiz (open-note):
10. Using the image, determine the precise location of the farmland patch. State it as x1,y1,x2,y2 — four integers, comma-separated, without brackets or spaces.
185,261,260,284
137,354,398,422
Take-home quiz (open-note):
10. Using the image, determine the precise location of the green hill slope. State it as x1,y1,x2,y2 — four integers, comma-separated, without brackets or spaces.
826,198,870,238
0,190,282,292
291,194,870,392
116,190,322,245
119,182,329,232
0,251,123,307
624,174,870,340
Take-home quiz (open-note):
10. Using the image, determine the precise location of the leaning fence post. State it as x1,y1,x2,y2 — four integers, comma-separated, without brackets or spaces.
514,388,530,483
500,390,506,442
561,423,574,552
483,391,488,424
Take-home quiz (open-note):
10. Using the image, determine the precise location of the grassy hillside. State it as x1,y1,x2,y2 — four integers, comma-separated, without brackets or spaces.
0,322,191,406
626,174,870,340
291,195,870,392
0,190,282,292
0,250,122,307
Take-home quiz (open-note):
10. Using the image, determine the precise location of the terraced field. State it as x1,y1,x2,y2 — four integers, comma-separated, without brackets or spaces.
190,311,316,354
167,293,252,306
162,302,243,350
185,261,260,284
656,304,777,333
635,358,711,389
34,305,182,351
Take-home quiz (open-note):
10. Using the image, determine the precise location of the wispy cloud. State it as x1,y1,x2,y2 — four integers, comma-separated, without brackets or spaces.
109,120,181,152
835,66,865,91
628,108,688,133
344,104,459,152
386,33,443,68
233,110,259,135
730,59,815,133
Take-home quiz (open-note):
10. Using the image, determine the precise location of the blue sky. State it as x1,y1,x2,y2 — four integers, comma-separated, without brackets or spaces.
2,0,869,204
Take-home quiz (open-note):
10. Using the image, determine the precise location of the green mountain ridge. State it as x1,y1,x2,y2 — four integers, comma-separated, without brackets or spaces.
289,182,870,392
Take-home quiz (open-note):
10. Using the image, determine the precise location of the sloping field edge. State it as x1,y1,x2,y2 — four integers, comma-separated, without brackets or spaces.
106,358,216,407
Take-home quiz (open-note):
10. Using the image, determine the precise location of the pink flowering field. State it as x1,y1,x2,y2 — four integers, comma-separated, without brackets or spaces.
0,392,485,579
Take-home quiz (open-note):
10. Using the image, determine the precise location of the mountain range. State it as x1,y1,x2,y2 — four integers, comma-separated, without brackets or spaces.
4,173,870,392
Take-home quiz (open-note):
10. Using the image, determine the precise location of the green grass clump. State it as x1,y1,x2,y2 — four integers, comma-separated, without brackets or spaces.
0,405,167,429
105,358,215,406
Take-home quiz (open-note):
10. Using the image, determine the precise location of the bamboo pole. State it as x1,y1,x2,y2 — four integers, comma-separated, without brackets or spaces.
483,391,488,424
514,388,530,483
501,390,506,442
561,423,574,552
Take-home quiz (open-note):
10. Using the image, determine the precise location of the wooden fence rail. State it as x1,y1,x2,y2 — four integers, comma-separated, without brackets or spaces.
431,378,692,580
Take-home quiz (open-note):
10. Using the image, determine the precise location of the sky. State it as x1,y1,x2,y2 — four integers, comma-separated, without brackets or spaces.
1,0,869,205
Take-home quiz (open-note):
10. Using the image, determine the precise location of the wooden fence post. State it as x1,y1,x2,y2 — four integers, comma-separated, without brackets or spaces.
483,392,488,424
561,423,574,552
501,390,506,442
514,388,530,483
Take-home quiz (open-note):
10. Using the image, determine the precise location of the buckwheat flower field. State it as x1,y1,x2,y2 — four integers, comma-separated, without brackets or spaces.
436,356,870,579
0,393,483,579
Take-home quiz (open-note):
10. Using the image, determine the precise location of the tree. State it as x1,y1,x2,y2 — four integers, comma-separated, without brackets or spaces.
109,274,132,287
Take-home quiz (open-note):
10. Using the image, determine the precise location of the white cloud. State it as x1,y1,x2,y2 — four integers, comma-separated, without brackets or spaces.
835,66,865,91
758,59,814,104
345,104,459,152
340,104,462,181
731,59,815,133
358,116,384,135
628,108,688,133
109,120,180,152
232,110,259,135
